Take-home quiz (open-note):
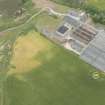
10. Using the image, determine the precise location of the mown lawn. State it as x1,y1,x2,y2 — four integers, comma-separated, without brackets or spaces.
3,30,105,105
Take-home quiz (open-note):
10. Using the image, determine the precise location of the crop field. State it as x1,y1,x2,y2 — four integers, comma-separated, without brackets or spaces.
0,29,104,105
8,31,56,75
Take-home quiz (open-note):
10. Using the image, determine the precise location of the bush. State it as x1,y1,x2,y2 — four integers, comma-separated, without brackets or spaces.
82,5,105,24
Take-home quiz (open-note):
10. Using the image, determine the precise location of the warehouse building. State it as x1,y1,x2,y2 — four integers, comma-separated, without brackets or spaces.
54,10,105,71
81,30,105,71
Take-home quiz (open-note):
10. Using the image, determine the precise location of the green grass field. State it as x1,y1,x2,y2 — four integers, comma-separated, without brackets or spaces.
87,0,105,10
0,29,104,105
0,2,105,105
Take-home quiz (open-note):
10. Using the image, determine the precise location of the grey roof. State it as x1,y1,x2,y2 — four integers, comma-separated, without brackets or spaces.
64,16,81,27
80,30,105,71
69,10,80,17
57,25,69,34
90,30,105,52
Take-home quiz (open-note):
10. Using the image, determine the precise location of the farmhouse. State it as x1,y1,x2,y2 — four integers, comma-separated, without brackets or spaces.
54,10,105,71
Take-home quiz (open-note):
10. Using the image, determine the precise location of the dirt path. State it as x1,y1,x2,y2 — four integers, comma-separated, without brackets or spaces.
32,0,56,9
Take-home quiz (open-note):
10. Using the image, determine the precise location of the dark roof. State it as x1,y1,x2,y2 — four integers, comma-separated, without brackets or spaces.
57,25,69,34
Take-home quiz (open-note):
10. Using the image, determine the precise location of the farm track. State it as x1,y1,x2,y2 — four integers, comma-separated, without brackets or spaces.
0,7,67,34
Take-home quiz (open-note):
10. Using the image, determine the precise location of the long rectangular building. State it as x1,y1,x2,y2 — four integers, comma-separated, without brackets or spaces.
80,30,105,71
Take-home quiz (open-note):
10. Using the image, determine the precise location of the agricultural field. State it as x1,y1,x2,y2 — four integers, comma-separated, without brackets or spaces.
8,31,56,75
0,0,105,105
0,29,105,105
